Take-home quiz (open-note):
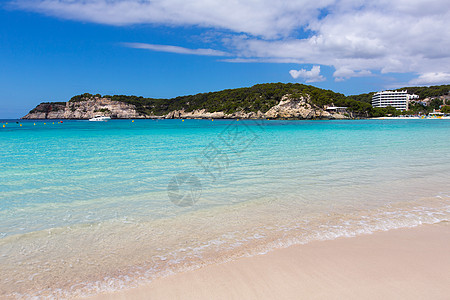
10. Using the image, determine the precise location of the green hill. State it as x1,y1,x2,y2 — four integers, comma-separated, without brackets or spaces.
69,83,373,116
29,83,450,119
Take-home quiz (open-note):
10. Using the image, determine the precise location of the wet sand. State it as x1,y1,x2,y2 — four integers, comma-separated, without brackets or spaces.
89,222,450,300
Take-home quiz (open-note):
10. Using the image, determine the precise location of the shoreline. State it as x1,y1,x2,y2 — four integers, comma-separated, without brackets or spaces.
88,222,450,300
11,117,450,121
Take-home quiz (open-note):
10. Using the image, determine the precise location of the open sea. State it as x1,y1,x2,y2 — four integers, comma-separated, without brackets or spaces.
1,119,449,298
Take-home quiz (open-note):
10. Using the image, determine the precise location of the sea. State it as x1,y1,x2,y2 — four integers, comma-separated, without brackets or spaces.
1,119,449,298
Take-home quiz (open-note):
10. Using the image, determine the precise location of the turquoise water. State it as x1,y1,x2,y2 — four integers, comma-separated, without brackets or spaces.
1,119,450,298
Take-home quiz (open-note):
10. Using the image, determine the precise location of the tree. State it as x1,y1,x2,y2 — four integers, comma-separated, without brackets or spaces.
441,106,450,114
430,98,444,110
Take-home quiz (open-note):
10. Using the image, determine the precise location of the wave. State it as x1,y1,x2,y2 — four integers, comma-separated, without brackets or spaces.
1,194,449,299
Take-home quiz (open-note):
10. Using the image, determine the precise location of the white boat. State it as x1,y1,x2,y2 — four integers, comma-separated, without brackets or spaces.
89,115,111,122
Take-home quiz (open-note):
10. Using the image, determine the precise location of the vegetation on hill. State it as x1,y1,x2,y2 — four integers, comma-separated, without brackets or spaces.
54,83,450,118
395,85,450,99
346,92,374,104
29,102,66,114
70,93,102,102
399,98,449,116
67,83,374,116
441,106,450,114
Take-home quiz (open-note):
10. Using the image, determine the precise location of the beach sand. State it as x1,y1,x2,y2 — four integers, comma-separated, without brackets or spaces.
89,222,450,300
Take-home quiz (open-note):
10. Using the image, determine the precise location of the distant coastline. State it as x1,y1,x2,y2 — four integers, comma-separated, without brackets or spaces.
22,83,450,120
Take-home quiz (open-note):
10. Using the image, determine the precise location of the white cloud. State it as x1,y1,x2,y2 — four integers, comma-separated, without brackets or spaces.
10,0,334,38
10,0,450,84
409,72,450,85
333,68,372,82
123,43,229,57
289,66,326,83
220,57,303,64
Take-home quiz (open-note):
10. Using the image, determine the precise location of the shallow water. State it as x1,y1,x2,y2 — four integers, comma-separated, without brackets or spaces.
1,119,449,298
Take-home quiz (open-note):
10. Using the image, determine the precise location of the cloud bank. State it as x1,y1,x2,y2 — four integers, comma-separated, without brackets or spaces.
409,72,450,85
10,0,450,84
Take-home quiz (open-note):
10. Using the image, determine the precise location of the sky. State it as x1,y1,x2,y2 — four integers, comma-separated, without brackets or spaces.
1,0,450,118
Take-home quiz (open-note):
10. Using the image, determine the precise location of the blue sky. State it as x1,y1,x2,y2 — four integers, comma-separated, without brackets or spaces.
1,0,449,118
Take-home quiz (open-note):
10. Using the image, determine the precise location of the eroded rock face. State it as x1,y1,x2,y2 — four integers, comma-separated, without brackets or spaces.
23,95,349,120
264,95,315,119
23,98,147,119
22,103,67,119
164,109,226,119
162,109,265,119
263,95,348,119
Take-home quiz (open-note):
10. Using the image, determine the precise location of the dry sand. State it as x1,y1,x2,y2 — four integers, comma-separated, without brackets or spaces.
90,222,450,300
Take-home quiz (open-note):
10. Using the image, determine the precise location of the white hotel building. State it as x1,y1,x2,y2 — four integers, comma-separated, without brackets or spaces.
372,90,419,111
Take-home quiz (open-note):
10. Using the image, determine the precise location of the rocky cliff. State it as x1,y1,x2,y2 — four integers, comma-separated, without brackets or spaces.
23,98,146,119
264,95,346,119
23,94,348,120
162,95,346,119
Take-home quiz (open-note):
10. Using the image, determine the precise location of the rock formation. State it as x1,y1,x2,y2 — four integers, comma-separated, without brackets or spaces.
23,97,147,119
23,95,349,120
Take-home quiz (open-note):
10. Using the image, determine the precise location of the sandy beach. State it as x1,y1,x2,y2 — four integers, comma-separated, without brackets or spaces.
89,222,450,300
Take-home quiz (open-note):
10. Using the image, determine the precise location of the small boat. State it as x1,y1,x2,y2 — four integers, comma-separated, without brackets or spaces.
89,115,111,122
